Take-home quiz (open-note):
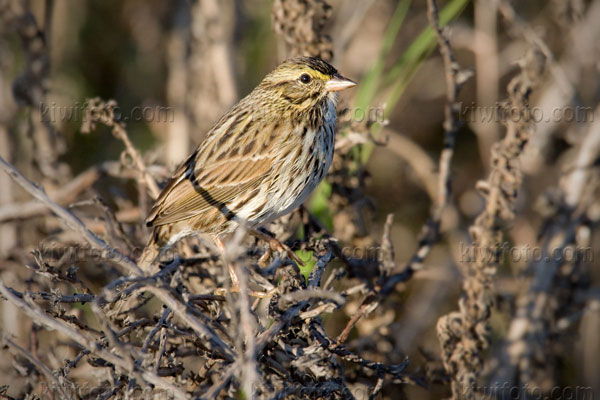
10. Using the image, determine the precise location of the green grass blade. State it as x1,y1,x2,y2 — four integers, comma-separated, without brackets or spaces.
359,0,470,164
382,0,469,89
355,0,412,112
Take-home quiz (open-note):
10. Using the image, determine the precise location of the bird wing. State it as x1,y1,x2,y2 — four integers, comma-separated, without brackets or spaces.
146,157,273,227
146,113,278,228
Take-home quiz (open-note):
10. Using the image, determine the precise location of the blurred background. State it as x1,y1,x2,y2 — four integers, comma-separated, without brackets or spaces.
1,0,600,399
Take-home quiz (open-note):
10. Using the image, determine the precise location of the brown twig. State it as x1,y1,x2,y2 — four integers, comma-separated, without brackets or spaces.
0,166,100,223
367,0,473,298
494,0,572,96
398,0,471,275
336,214,395,344
0,154,236,361
494,105,600,390
436,48,546,399
336,0,472,344
2,336,74,399
384,129,438,200
5,0,62,179
82,98,161,199
272,0,333,61
0,282,189,400
0,154,142,276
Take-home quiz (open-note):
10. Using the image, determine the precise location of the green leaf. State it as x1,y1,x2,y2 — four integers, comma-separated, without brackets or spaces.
295,249,316,283
308,180,334,231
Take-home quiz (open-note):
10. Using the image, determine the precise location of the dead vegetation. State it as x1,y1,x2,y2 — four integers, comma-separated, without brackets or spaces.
1,0,600,399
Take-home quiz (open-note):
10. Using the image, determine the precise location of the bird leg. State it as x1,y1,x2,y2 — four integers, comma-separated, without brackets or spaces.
214,237,279,298
250,228,305,267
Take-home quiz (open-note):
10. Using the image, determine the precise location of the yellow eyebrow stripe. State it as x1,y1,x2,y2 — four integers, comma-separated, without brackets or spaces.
300,66,331,81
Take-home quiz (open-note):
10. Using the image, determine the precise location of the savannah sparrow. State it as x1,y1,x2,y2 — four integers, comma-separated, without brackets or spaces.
139,57,356,284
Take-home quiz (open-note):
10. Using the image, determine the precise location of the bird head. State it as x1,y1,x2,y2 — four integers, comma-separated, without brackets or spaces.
259,57,356,111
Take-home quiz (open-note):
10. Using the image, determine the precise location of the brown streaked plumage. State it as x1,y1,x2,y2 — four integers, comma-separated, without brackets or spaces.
139,57,356,274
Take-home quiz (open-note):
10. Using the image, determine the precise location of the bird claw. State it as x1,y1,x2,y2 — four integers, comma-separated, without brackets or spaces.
268,237,305,266
251,229,305,266
258,248,272,267
214,262,280,298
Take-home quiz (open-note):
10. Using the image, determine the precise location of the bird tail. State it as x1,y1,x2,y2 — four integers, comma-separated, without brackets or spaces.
137,227,166,272
113,227,170,315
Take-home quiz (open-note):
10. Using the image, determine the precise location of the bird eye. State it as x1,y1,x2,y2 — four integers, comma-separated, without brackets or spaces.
299,73,311,84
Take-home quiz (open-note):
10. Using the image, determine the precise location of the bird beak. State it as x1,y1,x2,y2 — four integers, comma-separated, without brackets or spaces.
325,73,357,92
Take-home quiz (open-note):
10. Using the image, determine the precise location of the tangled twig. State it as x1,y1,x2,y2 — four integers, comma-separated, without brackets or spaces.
493,104,600,393
81,98,161,199
271,0,333,61
436,48,546,399
336,0,472,346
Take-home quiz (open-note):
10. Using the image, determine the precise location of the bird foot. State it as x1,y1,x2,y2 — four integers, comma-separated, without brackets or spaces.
251,229,304,266
211,260,279,298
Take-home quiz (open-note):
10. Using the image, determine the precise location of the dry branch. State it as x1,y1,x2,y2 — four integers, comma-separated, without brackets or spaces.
493,104,600,392
272,0,333,61
0,283,189,400
0,155,236,359
2,336,75,399
0,149,411,397
436,48,546,399
0,155,142,276
81,98,161,199
335,0,472,347
0,166,100,222
3,1,595,399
